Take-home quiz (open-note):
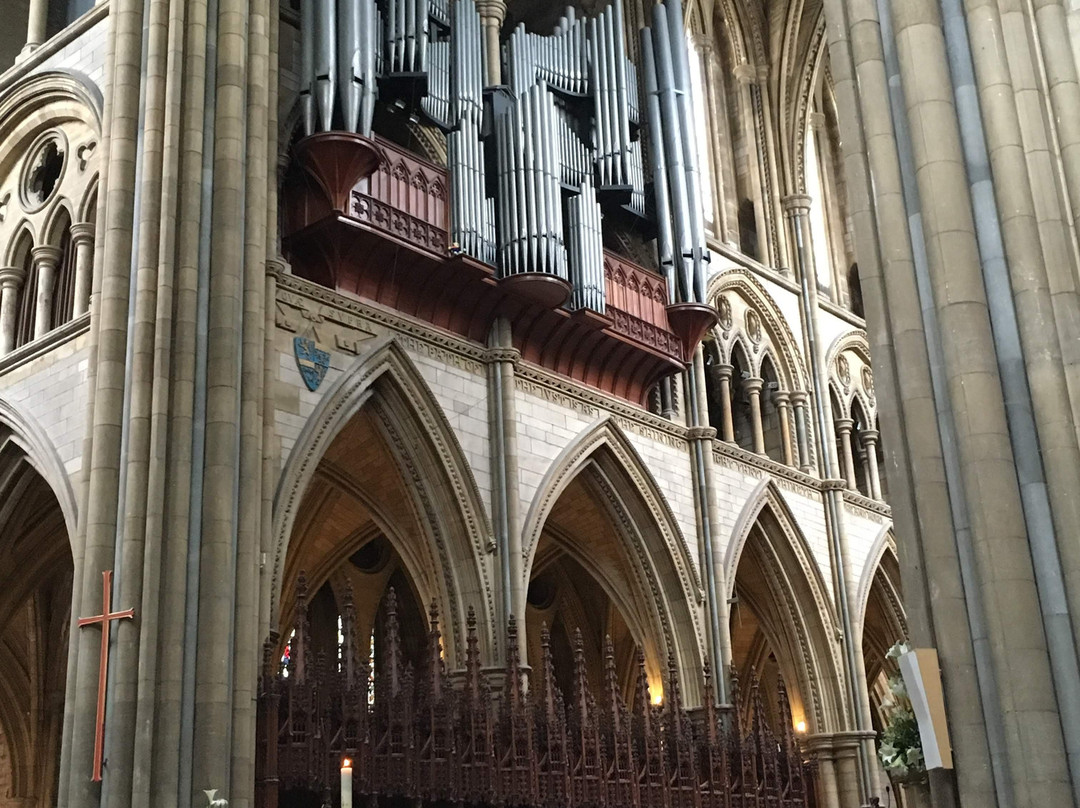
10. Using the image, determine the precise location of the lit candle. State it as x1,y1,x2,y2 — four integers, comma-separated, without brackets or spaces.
341,758,353,808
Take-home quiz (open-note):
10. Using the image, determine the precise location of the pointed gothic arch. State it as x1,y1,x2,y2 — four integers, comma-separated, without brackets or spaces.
520,418,707,704
271,336,495,663
724,479,845,733
0,396,75,806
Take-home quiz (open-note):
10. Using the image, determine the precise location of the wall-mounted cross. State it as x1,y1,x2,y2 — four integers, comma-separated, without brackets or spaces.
77,570,134,782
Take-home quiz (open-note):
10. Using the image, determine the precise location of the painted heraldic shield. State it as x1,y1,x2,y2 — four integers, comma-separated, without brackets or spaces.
294,336,330,392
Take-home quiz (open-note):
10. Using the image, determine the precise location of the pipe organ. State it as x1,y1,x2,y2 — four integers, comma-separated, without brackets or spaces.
296,0,710,315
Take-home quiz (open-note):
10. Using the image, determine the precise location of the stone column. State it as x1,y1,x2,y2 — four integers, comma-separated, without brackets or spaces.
70,223,94,317
831,732,875,808
474,0,506,86
0,267,25,355
715,363,735,443
744,377,766,455
805,735,841,808
815,0,995,803
834,418,857,491
887,0,1074,802
791,391,812,473
861,428,882,500
22,0,48,54
31,245,62,340
487,317,524,656
774,391,795,467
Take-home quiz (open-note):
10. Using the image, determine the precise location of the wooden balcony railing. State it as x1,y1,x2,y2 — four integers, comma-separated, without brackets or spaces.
283,132,705,403
603,253,682,359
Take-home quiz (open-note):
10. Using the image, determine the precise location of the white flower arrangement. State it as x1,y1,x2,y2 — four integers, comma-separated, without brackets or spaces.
877,642,925,779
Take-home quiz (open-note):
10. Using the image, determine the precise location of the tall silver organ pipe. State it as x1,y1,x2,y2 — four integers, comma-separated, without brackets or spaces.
300,0,378,135
384,0,431,73
300,0,315,134
664,0,708,302
446,0,492,264
640,32,676,298
647,4,695,303
567,177,606,312
496,83,567,280
313,0,337,132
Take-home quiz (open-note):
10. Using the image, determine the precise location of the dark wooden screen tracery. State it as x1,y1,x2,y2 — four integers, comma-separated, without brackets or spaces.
256,577,814,808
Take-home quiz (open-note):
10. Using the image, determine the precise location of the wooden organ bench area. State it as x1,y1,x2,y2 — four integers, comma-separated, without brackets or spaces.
281,0,719,405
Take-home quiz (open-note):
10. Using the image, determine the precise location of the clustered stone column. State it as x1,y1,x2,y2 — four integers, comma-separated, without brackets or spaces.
834,417,857,491
861,428,882,500
744,377,766,456
70,222,95,317
791,391,812,473
31,245,61,340
0,266,26,355
774,391,795,467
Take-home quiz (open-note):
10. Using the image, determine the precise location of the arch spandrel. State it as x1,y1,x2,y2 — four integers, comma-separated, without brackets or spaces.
826,329,876,423
707,269,810,393
0,70,101,266
271,335,496,663
0,394,79,545
855,526,905,641
520,417,707,703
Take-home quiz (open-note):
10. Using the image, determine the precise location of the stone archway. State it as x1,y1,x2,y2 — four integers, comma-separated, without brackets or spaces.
271,337,495,665
0,400,76,808
521,419,706,706
725,482,846,736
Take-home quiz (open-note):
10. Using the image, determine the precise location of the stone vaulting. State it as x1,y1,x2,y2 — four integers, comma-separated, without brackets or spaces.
0,0,1079,806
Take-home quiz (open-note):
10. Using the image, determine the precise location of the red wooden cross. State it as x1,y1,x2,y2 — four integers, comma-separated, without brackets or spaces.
77,570,134,782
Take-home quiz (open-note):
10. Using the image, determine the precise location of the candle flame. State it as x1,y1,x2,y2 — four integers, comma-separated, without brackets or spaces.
342,758,352,768
795,721,806,734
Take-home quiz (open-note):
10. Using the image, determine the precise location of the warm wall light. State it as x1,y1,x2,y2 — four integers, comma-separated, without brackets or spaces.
795,721,807,734
650,688,663,705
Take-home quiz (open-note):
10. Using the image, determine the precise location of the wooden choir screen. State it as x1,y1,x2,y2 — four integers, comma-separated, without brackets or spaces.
256,578,814,808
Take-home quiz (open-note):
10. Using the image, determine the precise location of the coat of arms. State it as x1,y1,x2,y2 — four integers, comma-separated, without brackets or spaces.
294,336,330,391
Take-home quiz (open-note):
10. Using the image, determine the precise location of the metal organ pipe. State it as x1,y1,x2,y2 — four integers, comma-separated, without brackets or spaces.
300,0,315,134
665,0,707,302
313,0,337,131
641,32,676,297
650,6,695,302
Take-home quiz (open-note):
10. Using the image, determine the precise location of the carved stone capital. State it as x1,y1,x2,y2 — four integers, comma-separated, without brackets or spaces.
773,390,791,407
790,390,809,407
0,266,26,289
781,194,813,216
687,425,717,441
860,428,879,445
733,62,758,86
834,417,854,435
266,256,290,277
31,244,63,269
743,377,764,395
711,362,733,381
69,222,95,245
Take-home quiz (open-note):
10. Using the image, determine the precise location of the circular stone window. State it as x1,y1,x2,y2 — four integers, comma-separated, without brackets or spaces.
20,131,68,213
